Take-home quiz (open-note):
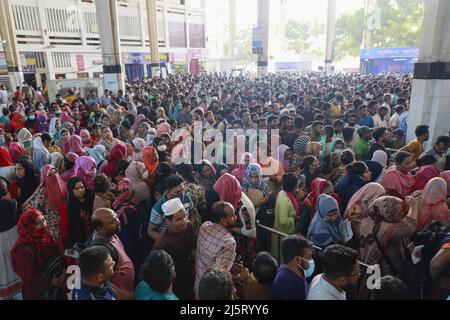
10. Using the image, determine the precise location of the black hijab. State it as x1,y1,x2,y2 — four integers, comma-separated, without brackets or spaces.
65,177,95,249
15,156,40,206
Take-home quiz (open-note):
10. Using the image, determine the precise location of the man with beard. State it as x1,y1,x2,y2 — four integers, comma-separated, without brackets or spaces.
91,208,135,293
279,115,293,145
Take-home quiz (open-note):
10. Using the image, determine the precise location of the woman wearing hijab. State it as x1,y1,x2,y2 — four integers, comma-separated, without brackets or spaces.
0,146,13,167
278,145,295,173
156,122,171,137
112,178,143,274
195,160,217,193
0,178,22,300
334,161,372,214
215,163,230,180
131,138,146,162
241,164,270,213
74,156,97,190
59,177,94,250
99,126,118,154
156,107,169,121
50,152,65,174
32,136,51,173
56,128,70,153
101,142,127,179
142,146,159,187
131,114,146,134
10,209,65,300
89,144,108,171
298,178,341,237
358,196,418,299
60,152,79,183
12,156,40,210
64,135,87,157
23,165,68,243
231,152,254,183
371,150,388,181
175,163,206,238
293,135,312,158
307,194,344,249
271,173,303,260
417,177,449,230
80,129,94,152
214,173,257,267
17,128,33,151
125,161,150,203
441,171,450,208
8,142,26,163
9,114,25,133
412,155,440,192
364,160,384,182
36,114,49,133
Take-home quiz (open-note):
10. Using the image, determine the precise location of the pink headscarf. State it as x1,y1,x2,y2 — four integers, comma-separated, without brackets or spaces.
213,173,242,209
74,156,97,190
60,111,74,124
8,142,26,162
80,129,92,148
440,171,450,195
344,182,387,219
417,177,449,230
125,161,150,203
278,144,292,172
112,178,137,224
156,122,171,137
40,164,68,210
64,135,88,157
131,114,146,133
60,152,79,182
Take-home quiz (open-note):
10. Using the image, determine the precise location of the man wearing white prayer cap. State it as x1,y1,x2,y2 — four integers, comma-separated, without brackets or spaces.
155,197,195,299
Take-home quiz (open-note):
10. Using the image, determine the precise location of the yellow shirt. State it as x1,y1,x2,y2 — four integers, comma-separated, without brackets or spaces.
329,102,341,119
400,139,423,159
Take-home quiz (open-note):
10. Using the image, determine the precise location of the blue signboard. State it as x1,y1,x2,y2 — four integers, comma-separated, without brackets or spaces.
360,47,419,59
122,52,169,65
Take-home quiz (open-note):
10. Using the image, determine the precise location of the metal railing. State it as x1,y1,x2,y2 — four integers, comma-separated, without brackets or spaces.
256,221,375,270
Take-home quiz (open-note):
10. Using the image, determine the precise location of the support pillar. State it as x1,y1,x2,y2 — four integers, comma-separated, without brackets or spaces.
408,0,450,146
256,0,269,77
0,0,23,90
228,0,236,58
146,0,160,77
95,0,125,92
324,0,336,74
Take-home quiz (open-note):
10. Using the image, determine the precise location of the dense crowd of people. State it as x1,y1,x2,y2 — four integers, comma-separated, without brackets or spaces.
0,72,449,301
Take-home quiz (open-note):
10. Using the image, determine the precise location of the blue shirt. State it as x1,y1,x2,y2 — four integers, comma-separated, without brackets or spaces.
356,116,374,128
134,281,179,300
272,265,309,300
72,281,116,300
87,97,100,106
150,193,193,232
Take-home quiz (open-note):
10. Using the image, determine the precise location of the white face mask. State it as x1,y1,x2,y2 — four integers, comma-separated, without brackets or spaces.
142,171,149,180
157,145,167,152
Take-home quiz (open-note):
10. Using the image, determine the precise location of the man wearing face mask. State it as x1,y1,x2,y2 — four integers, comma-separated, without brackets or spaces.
272,235,314,300
307,244,360,300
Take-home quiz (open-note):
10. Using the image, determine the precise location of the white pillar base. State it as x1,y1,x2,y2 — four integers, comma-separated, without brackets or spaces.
408,78,450,148
257,66,268,78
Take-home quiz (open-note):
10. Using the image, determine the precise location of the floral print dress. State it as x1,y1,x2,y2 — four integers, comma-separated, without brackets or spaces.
22,187,61,241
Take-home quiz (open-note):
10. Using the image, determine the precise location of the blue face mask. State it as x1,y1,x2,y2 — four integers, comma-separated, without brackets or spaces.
299,258,315,278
